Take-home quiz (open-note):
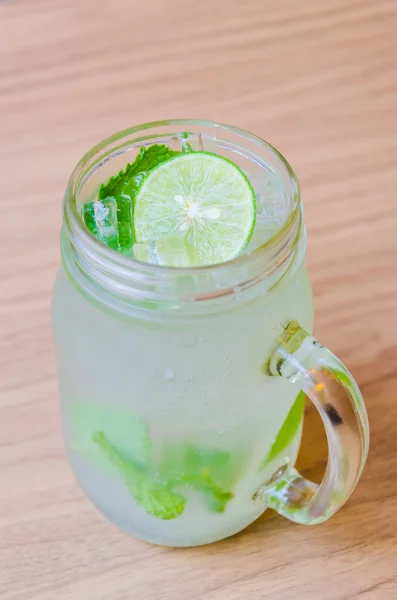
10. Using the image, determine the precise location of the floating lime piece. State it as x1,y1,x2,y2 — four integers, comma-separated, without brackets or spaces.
133,152,256,266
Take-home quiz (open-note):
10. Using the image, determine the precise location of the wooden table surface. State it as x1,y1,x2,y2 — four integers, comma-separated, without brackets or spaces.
1,1,397,598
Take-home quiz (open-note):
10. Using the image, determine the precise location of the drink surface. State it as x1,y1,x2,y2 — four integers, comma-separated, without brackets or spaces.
53,129,313,545
80,133,289,267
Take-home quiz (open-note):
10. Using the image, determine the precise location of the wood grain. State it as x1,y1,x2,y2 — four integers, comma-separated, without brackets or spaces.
1,1,397,598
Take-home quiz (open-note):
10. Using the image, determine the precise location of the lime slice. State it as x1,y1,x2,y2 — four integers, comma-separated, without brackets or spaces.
133,152,256,266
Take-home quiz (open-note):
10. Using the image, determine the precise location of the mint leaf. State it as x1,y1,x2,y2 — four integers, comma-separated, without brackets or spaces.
188,471,233,513
184,447,231,473
89,144,183,253
70,404,151,475
261,391,305,467
127,481,185,521
92,432,185,520
327,365,352,388
99,145,180,201
183,449,234,513
159,444,235,513
113,194,134,251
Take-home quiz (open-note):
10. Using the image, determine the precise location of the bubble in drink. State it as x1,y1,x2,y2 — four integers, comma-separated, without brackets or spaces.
165,369,175,381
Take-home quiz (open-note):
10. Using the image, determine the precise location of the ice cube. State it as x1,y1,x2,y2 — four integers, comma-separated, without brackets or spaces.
132,243,149,263
169,132,219,154
132,236,192,267
82,198,119,250
169,132,205,153
245,220,281,254
113,194,133,252
155,235,192,267
182,132,203,153
133,240,161,264
252,171,286,221
202,134,218,154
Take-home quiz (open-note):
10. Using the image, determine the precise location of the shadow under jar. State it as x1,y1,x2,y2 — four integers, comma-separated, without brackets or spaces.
52,120,369,547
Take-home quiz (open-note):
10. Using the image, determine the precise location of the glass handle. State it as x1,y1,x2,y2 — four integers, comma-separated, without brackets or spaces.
259,321,370,524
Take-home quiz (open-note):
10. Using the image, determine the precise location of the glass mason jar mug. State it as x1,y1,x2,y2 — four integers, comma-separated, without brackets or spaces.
52,120,369,547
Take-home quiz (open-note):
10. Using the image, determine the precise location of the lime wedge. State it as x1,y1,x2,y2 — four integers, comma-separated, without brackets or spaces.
133,152,256,266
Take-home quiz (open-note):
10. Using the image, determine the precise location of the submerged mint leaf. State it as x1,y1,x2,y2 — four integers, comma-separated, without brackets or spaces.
159,444,235,513
70,404,151,475
99,144,180,201
92,432,185,520
189,470,233,513
185,448,234,512
127,481,185,521
261,391,305,467
184,447,231,473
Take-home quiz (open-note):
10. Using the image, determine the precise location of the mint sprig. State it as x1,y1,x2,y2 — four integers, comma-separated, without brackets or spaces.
261,391,305,467
99,144,180,201
93,432,185,520
158,445,235,514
